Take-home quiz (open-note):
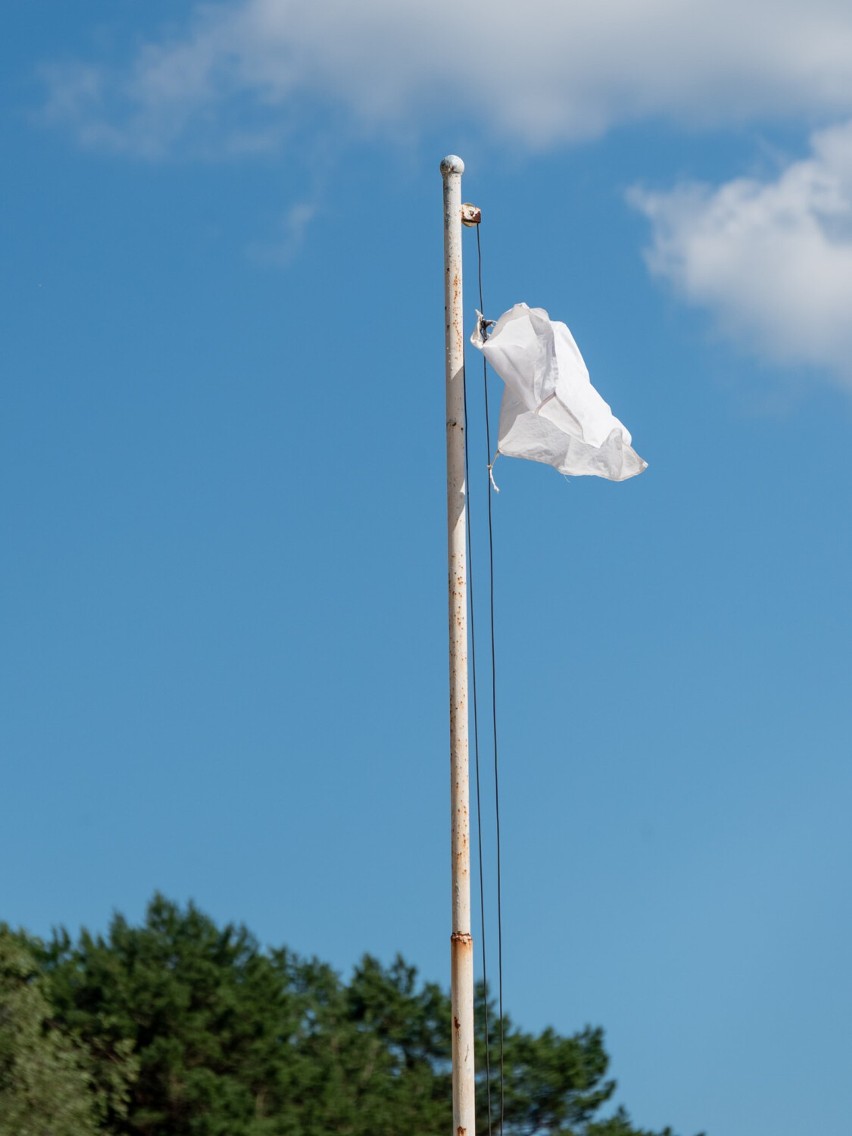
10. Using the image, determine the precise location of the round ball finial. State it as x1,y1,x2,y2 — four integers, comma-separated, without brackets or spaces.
440,154,465,176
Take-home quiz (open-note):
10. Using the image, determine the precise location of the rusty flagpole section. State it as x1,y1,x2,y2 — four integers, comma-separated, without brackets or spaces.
441,154,476,1136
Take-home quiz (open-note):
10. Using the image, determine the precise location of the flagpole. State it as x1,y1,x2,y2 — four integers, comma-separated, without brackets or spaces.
441,153,476,1136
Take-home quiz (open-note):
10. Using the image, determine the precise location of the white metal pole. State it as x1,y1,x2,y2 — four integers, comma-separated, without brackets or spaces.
441,153,476,1136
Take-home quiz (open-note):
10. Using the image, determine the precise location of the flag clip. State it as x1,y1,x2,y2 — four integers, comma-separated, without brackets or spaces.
488,456,501,493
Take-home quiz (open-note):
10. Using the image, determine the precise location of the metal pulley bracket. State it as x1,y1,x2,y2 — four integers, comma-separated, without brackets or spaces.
461,203,482,227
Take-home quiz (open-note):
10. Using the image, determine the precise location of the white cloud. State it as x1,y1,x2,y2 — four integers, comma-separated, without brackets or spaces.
39,2,852,373
40,0,852,155
630,120,852,383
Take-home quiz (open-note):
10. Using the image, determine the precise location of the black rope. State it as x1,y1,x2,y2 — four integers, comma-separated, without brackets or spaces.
463,316,494,1136
475,222,505,1135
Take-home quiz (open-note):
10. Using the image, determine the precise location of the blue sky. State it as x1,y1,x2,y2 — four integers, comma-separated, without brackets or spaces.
3,3,852,1135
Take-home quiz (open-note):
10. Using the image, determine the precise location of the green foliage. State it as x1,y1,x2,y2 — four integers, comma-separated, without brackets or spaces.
23,895,694,1136
0,926,104,1136
41,896,301,1136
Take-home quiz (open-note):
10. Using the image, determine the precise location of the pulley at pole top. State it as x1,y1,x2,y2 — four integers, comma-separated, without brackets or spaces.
462,203,482,227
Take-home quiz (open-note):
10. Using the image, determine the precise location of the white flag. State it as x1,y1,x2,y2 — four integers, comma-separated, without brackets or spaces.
471,303,647,482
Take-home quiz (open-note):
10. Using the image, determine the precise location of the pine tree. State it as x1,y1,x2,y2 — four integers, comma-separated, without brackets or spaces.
37,896,697,1136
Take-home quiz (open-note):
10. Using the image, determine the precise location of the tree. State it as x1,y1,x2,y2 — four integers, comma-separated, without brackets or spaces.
0,926,102,1136
41,896,303,1136
38,895,695,1136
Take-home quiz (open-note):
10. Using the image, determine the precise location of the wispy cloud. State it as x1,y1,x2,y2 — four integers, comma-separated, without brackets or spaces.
39,0,852,157
247,201,319,265
630,120,852,385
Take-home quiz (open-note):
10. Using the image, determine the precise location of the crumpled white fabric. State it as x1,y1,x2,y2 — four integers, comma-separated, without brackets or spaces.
471,303,647,482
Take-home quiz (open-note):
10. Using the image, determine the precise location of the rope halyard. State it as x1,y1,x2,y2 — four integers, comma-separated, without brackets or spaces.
464,212,505,1136
463,294,494,1136
475,221,505,1136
